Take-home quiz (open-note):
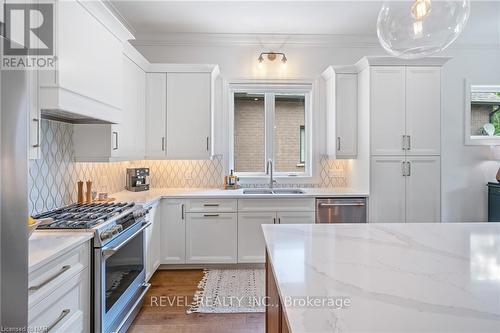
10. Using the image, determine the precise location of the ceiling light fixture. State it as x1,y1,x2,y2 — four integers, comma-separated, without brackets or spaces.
377,0,470,59
257,52,287,66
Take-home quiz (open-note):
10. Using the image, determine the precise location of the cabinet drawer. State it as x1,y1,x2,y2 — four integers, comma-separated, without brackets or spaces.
238,199,315,212
186,199,237,213
28,268,89,333
29,241,90,308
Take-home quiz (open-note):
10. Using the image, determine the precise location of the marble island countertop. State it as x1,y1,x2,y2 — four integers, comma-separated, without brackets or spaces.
111,187,368,206
262,223,500,333
29,231,93,273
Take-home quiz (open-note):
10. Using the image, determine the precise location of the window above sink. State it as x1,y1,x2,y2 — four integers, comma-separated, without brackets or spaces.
227,82,314,182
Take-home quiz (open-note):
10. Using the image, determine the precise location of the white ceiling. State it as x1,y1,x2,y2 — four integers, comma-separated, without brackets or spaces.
109,1,500,45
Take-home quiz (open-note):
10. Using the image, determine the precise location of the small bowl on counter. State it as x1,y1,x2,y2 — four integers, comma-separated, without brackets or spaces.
28,217,53,238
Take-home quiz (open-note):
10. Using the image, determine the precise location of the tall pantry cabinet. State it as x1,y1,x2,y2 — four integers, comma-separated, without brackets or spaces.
357,57,449,223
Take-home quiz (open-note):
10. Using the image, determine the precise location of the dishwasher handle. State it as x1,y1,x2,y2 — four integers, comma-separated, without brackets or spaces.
318,202,365,207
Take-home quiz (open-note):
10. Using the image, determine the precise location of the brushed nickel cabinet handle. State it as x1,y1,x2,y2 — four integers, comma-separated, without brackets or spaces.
32,118,40,148
203,214,219,217
407,135,411,150
112,131,118,150
401,161,406,176
402,135,406,150
206,137,210,151
45,309,70,332
203,203,220,207
273,217,276,224
28,265,71,291
407,161,411,176
181,203,185,220
161,137,165,151
337,137,341,151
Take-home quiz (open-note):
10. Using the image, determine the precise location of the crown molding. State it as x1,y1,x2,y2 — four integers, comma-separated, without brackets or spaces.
131,32,500,51
78,0,134,42
102,0,137,39
131,33,382,48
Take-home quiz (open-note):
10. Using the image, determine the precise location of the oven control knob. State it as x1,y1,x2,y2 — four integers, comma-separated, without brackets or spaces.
110,226,120,235
116,225,123,232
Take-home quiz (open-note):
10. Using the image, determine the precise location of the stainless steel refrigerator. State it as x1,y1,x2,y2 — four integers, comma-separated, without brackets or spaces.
0,37,29,329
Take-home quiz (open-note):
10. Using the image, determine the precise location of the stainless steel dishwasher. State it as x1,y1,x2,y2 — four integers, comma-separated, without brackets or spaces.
316,198,367,223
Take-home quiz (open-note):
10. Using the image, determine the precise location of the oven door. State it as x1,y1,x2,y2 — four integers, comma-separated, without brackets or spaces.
94,221,151,333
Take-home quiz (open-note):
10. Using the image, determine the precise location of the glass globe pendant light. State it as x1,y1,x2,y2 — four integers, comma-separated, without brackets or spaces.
377,0,470,59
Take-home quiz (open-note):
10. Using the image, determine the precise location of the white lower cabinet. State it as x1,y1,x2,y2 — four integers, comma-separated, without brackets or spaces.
405,156,441,222
145,202,161,281
186,213,237,264
28,241,90,333
277,211,315,224
238,212,276,263
156,198,316,265
160,199,186,264
370,155,440,223
370,156,406,223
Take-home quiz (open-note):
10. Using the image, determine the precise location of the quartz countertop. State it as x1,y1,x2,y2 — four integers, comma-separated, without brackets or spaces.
29,231,93,273
111,187,368,206
262,223,500,333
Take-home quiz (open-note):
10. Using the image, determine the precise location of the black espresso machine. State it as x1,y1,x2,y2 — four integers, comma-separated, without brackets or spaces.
126,168,150,192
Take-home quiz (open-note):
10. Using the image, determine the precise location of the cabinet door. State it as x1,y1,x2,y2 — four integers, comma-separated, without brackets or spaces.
277,211,315,224
160,199,186,264
405,156,441,222
186,213,237,264
370,156,406,223
166,73,211,159
405,67,441,155
145,203,161,281
336,73,358,158
238,212,276,263
57,1,122,110
370,67,406,155
112,55,138,158
146,73,167,158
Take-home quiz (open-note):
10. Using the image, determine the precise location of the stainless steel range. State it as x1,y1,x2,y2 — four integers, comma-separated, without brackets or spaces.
33,202,151,333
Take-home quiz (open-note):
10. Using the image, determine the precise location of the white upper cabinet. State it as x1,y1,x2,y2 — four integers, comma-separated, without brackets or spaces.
405,67,441,155
145,73,167,159
39,0,133,124
367,61,445,157
322,66,358,159
73,50,147,162
145,65,219,160
370,66,406,156
166,73,211,159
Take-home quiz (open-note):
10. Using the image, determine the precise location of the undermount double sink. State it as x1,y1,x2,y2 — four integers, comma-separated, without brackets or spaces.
242,188,306,195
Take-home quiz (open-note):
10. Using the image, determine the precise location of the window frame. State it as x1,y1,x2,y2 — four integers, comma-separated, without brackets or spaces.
228,83,313,180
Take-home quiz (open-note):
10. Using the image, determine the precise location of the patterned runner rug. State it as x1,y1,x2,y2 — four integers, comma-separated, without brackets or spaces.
187,268,265,313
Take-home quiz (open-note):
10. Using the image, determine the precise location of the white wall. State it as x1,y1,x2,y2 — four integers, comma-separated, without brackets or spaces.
134,35,500,222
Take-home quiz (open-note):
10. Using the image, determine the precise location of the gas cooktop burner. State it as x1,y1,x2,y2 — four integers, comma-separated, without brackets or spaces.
33,202,135,229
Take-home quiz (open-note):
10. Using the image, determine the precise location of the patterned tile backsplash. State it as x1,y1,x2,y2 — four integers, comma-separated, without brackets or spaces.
28,120,348,215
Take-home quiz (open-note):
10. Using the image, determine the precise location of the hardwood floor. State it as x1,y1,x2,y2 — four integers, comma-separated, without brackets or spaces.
129,270,265,333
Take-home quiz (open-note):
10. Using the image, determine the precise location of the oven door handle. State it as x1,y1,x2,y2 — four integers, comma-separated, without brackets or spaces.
101,222,151,257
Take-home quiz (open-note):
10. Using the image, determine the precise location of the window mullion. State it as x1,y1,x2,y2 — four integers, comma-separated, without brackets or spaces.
264,92,275,170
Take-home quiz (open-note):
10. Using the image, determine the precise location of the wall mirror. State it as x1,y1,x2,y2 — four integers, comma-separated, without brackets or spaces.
465,82,500,145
